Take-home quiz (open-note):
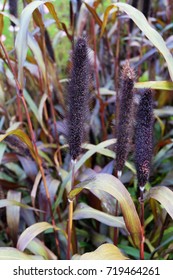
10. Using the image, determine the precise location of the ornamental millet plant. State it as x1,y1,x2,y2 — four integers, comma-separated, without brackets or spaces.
115,61,135,178
135,88,154,260
67,37,90,161
135,88,154,192
66,37,90,259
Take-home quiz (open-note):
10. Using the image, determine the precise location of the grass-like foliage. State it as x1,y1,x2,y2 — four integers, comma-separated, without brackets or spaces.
0,0,173,260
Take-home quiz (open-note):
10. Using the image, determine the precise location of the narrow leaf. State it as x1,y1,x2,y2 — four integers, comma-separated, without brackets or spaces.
44,3,63,30
149,186,173,219
15,0,51,87
0,248,43,260
72,174,142,247
107,2,173,80
26,238,57,260
73,203,126,229
0,143,6,164
38,93,48,125
73,243,128,260
17,222,60,251
135,81,173,91
27,33,46,81
84,3,103,27
55,139,116,208
55,139,135,209
0,199,44,212
0,129,35,160
6,190,21,245
101,4,117,37
23,90,49,135
31,171,42,209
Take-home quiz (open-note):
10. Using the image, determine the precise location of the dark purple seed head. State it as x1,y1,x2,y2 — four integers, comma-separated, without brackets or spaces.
115,61,135,174
135,88,154,188
9,0,18,27
67,37,90,160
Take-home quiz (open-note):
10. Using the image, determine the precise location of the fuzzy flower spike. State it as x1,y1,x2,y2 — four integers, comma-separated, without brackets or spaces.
135,88,154,191
67,37,90,161
115,61,135,177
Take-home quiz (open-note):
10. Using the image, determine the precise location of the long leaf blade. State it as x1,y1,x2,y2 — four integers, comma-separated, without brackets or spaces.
0,129,35,159
70,173,142,247
135,81,173,91
73,203,126,229
15,0,51,87
6,190,21,245
73,243,128,260
149,186,173,219
17,222,61,251
0,248,43,260
106,2,173,80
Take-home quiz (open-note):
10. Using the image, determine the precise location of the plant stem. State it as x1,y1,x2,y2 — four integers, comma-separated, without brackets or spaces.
140,187,145,260
67,159,76,260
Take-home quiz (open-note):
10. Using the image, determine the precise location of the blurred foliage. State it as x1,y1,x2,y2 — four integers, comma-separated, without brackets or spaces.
0,0,173,260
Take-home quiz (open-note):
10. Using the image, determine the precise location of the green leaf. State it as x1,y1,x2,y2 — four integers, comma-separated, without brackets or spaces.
0,11,19,26
44,2,63,30
0,129,35,160
23,90,49,136
17,222,61,251
154,107,173,117
0,199,44,212
0,248,44,260
84,143,135,173
105,2,173,80
23,90,42,127
31,171,42,209
73,203,126,229
72,243,128,260
148,186,173,219
68,187,83,200
38,93,48,126
26,238,57,260
84,143,115,158
27,33,46,80
55,139,116,208
55,139,135,210
135,81,173,91
84,3,103,27
6,190,21,245
0,143,6,164
101,4,117,37
118,244,150,260
15,0,52,87
71,174,142,247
